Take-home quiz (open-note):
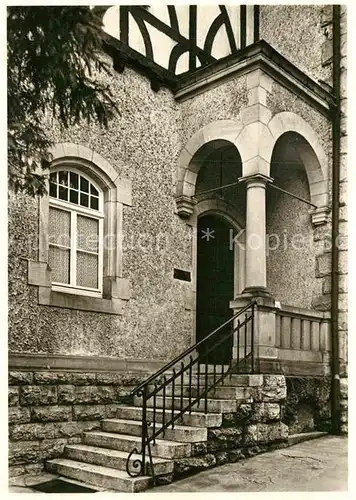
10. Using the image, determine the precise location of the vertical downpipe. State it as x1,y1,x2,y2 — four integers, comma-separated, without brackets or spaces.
331,4,341,435
251,303,255,374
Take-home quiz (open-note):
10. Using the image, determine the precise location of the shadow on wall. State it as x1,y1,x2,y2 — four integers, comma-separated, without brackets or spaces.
282,376,331,433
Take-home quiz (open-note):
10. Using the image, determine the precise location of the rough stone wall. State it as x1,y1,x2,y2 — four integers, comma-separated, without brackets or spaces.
8,61,250,362
8,62,193,361
178,75,248,147
340,377,347,434
259,4,332,84
266,83,333,311
8,370,147,477
169,375,289,482
267,163,318,309
282,376,331,434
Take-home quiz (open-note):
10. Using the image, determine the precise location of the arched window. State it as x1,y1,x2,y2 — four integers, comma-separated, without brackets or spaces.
48,168,104,295
29,143,132,315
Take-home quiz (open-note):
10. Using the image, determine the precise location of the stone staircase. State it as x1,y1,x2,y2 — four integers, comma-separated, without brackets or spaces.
46,371,254,493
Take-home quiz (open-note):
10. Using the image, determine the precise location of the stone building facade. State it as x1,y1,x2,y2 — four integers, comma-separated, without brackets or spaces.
8,5,347,481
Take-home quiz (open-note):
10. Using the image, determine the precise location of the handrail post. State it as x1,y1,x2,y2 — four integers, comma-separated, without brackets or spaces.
141,384,148,475
251,302,255,374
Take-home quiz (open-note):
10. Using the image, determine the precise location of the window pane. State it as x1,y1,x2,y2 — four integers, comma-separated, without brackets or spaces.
49,246,70,284
77,215,99,252
59,186,68,201
49,172,57,184
80,176,89,193
90,184,99,196
58,171,68,186
90,196,99,210
69,189,78,204
76,251,98,289
49,207,70,247
80,193,89,207
49,183,57,198
70,172,79,189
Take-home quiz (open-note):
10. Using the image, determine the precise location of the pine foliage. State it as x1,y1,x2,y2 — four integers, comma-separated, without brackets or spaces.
8,6,117,196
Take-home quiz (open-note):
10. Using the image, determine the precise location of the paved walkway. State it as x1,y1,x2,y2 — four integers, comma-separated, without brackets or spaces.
152,435,348,492
8,436,348,493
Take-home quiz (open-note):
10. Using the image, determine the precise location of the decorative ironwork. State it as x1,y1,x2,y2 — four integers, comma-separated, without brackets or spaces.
126,301,257,481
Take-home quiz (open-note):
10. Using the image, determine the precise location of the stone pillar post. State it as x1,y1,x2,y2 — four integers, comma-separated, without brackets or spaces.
239,173,272,296
231,174,279,372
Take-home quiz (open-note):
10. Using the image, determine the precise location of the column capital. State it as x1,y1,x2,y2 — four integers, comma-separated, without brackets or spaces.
238,173,273,187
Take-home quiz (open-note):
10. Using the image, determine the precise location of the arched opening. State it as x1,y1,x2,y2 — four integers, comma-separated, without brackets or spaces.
194,143,244,214
194,143,244,363
267,132,318,308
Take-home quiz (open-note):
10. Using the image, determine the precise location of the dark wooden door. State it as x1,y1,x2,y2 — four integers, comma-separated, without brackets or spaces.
196,214,235,363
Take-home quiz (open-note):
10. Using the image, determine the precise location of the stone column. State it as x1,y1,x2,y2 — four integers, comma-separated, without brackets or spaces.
231,174,278,371
239,173,272,296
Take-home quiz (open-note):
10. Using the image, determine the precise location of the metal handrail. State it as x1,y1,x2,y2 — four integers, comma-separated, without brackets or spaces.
131,300,256,396
125,300,257,482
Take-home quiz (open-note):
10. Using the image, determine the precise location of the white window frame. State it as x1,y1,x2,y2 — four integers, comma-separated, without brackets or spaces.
49,167,104,298
30,143,132,315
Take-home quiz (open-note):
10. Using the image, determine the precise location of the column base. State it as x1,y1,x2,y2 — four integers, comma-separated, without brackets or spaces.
230,293,278,369
256,357,283,374
230,291,276,310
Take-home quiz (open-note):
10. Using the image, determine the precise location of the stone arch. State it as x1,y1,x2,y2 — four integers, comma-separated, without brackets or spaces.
49,143,123,194
176,120,243,198
195,198,245,230
176,113,329,219
266,112,329,208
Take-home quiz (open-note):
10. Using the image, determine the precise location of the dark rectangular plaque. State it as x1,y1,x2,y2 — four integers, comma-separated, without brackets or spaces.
173,269,191,282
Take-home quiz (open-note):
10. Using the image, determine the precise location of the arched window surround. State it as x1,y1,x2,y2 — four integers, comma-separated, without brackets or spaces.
28,143,132,315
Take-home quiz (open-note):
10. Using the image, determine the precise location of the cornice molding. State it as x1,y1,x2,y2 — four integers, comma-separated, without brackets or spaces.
175,41,335,117
103,34,334,117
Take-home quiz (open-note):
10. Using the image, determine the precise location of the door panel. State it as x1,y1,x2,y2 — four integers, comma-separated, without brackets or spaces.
196,214,235,363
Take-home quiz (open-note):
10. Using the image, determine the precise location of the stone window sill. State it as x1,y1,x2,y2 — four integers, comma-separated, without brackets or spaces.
38,286,124,315
28,260,129,315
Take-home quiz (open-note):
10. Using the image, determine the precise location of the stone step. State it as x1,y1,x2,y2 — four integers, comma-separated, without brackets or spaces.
65,444,173,475
153,384,255,400
288,431,328,447
134,395,238,413
84,431,191,460
56,476,108,492
182,373,262,387
190,364,231,373
46,458,151,493
116,405,222,428
149,374,261,392
102,418,207,443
